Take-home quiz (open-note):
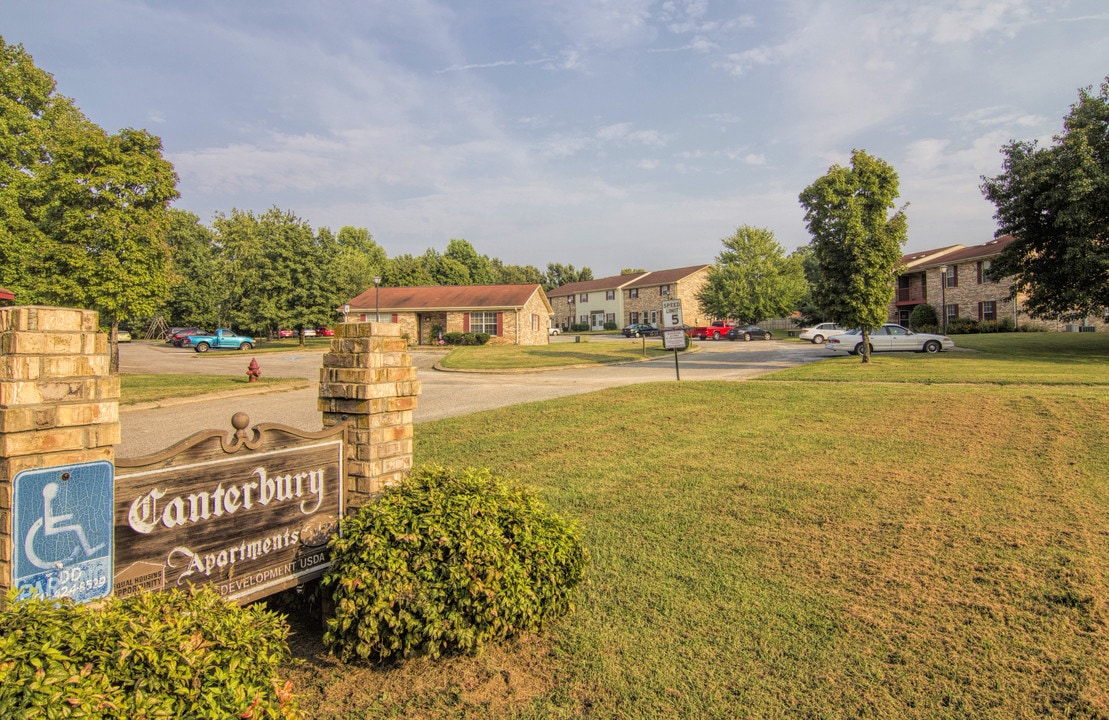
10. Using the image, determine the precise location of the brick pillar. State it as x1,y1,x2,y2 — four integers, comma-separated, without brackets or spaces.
318,322,420,512
0,306,119,591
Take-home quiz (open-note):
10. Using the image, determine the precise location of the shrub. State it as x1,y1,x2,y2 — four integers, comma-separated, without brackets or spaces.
978,317,1015,333
909,303,938,331
0,587,299,719
442,332,491,346
570,323,590,332
603,321,618,331
323,465,589,663
946,316,980,334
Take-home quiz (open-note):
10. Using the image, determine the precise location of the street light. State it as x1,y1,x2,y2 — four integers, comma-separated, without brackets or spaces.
940,265,948,334
373,276,381,323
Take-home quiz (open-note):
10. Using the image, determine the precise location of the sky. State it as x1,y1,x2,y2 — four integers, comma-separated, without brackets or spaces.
5,1,1107,277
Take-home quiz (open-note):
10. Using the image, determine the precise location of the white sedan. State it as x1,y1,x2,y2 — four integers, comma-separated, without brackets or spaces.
799,322,842,344
826,324,954,355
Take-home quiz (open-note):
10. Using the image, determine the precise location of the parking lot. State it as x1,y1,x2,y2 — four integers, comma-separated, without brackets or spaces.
117,337,827,457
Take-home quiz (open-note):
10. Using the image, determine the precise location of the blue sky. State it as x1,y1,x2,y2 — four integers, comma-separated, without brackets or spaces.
5,1,1107,276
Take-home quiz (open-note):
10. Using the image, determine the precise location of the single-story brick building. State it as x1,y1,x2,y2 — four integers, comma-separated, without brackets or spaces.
342,284,553,346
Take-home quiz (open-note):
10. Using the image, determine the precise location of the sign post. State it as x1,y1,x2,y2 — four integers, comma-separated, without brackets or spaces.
13,461,114,603
660,299,685,381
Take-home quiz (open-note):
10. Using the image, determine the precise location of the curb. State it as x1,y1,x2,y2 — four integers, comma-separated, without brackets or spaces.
120,380,313,413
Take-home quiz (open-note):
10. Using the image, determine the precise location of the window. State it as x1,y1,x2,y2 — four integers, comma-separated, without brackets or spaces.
979,301,996,321
659,285,671,296
945,304,959,320
629,312,639,323
580,314,588,324
605,290,615,301
470,312,499,335
977,260,992,284
531,314,539,331
606,313,615,324
650,310,658,324
568,294,574,304
580,293,588,303
945,265,958,288
628,288,639,299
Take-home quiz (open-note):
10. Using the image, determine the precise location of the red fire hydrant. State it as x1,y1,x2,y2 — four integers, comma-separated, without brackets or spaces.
247,357,261,383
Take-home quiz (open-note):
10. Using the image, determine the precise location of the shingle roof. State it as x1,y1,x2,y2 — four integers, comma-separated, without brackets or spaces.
0,287,14,302
899,245,964,269
546,272,649,298
623,264,710,289
345,284,550,313
921,235,1015,265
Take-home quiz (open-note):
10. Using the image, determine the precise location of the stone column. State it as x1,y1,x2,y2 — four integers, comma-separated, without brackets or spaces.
318,322,420,512
0,307,119,591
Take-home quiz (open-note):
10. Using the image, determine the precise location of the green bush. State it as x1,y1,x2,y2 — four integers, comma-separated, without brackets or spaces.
323,465,589,663
946,316,980,334
442,332,491,346
909,303,938,331
569,323,590,332
0,587,299,719
603,321,618,331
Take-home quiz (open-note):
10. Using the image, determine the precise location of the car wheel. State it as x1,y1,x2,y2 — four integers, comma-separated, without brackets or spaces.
635,331,641,337
195,342,210,353
812,335,824,344
763,332,772,340
853,342,871,356
239,342,252,350
712,331,721,340
742,333,750,341
923,340,941,354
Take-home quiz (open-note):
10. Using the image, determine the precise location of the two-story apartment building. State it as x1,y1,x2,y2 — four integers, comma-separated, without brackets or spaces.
547,265,711,330
891,236,1024,328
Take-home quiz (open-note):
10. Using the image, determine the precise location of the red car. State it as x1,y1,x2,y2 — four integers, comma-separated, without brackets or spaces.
316,327,335,337
277,329,295,338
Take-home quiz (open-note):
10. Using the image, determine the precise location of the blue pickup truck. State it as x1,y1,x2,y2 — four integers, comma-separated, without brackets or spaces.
183,329,255,353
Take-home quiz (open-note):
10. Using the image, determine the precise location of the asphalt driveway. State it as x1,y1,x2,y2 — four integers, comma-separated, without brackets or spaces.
116,338,826,458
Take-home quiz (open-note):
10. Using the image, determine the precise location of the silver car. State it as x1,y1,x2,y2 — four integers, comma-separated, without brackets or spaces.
826,324,953,355
799,322,842,344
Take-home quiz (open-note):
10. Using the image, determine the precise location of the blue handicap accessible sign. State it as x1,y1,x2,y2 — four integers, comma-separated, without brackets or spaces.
13,461,114,603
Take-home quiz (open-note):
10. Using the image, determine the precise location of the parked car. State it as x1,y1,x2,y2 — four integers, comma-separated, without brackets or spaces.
316,327,335,337
277,329,296,338
115,330,132,343
622,323,659,337
826,324,953,355
799,322,842,344
687,321,736,340
169,328,204,346
301,328,317,337
726,325,773,341
182,329,255,353
548,326,561,335
165,326,187,343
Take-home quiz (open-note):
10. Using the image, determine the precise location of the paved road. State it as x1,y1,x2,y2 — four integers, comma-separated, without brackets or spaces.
117,337,828,458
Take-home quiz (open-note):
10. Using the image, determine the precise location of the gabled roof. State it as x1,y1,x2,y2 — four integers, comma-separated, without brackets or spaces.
623,264,710,289
899,245,964,270
921,235,1015,266
345,284,552,314
549,264,710,297
546,272,649,298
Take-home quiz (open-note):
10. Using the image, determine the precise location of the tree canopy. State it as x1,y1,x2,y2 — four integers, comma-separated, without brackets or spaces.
981,78,1109,322
798,149,908,362
1,37,179,369
696,226,806,324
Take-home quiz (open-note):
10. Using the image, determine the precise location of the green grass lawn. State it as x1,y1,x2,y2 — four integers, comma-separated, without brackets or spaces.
286,333,1109,719
438,339,674,369
119,374,308,404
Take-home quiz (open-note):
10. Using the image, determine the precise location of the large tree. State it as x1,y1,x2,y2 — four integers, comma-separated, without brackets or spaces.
798,149,908,363
696,225,806,324
1,38,179,370
981,78,1109,322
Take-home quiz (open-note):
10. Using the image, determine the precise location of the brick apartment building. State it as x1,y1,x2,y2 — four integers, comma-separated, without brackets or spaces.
548,265,711,330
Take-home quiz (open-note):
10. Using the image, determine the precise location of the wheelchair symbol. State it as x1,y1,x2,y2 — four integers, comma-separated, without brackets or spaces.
23,482,106,570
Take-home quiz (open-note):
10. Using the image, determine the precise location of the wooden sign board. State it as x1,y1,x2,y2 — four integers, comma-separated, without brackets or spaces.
114,415,344,605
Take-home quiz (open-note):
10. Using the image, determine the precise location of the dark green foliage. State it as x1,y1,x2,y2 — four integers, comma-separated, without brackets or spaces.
909,303,938,330
943,316,1017,335
570,322,590,332
323,465,589,662
441,331,490,345
0,587,299,719
982,78,1109,321
603,320,618,331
